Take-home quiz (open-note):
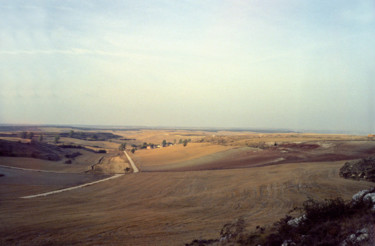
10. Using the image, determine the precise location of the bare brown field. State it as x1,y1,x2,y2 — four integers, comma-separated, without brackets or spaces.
0,148,104,173
0,161,373,245
1,128,375,245
0,167,109,199
131,140,375,172
92,154,131,174
132,143,234,169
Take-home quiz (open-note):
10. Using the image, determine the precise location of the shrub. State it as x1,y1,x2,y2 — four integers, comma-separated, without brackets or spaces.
119,143,126,151
185,195,375,246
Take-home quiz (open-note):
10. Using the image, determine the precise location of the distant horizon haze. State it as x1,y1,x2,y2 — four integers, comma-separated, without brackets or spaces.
1,1,374,134
0,122,372,136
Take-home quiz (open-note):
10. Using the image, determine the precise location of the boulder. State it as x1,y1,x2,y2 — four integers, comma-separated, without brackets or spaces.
339,157,375,182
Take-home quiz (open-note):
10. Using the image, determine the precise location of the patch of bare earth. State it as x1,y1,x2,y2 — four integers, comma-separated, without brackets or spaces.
0,161,372,245
92,154,130,174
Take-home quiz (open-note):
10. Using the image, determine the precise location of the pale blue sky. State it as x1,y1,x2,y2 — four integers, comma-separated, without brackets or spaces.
0,0,374,133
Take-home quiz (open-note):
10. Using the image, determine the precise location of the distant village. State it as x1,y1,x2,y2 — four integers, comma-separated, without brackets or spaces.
120,139,192,153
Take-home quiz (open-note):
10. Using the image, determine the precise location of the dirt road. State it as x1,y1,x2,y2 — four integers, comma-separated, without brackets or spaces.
124,150,139,173
20,174,123,199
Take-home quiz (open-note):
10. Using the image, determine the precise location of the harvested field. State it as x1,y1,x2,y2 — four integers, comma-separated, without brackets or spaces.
1,128,375,245
0,148,104,173
132,143,233,170
0,161,372,245
132,140,375,172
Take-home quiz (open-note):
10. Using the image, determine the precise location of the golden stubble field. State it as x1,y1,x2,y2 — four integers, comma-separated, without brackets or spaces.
0,161,372,245
0,128,374,245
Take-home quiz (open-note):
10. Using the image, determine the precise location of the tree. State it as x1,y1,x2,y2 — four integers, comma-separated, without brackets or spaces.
119,143,127,151
19,131,27,139
183,139,188,147
27,132,34,139
54,135,60,144
131,148,136,154
178,139,183,144
69,130,74,138
38,134,44,142
141,142,148,149
162,139,167,147
124,167,131,173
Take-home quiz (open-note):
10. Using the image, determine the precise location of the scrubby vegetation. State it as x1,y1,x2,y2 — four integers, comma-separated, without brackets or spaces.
0,140,106,161
340,157,375,182
186,192,375,246
0,139,64,161
60,131,121,141
119,143,127,151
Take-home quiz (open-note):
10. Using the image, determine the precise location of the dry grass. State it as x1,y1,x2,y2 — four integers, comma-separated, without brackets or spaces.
132,143,233,168
1,129,374,245
0,148,104,173
0,161,373,245
93,155,130,174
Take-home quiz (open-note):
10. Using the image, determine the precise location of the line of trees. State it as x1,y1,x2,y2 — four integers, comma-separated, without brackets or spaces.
19,131,34,139
119,137,194,154
19,131,45,143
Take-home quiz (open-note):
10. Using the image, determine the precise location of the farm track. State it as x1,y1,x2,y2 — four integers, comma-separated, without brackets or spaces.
20,174,124,199
124,150,139,173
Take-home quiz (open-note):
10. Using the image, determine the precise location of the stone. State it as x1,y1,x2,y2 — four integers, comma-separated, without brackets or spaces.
352,189,369,202
287,215,306,227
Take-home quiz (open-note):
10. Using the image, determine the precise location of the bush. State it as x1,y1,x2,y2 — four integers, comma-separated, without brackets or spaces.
65,152,81,159
263,197,375,246
185,196,375,246
119,143,126,151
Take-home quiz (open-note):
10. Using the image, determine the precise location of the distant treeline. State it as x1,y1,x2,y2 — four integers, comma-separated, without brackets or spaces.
0,140,107,162
59,131,121,141
58,144,107,153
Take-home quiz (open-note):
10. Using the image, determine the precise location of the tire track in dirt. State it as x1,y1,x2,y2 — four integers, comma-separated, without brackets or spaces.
20,174,124,199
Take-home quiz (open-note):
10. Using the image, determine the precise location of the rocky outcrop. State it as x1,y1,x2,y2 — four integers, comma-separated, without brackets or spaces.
339,157,375,182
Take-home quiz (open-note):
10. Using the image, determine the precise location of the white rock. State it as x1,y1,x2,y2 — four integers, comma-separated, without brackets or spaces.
342,228,369,245
363,193,375,203
356,233,369,242
359,228,368,234
281,240,296,246
352,189,369,202
287,215,306,227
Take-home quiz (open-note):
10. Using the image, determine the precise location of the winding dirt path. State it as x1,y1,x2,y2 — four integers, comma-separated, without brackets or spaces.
124,150,139,173
17,150,139,199
20,174,124,199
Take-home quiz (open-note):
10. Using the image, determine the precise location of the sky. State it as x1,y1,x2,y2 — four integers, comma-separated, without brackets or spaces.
0,0,374,134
